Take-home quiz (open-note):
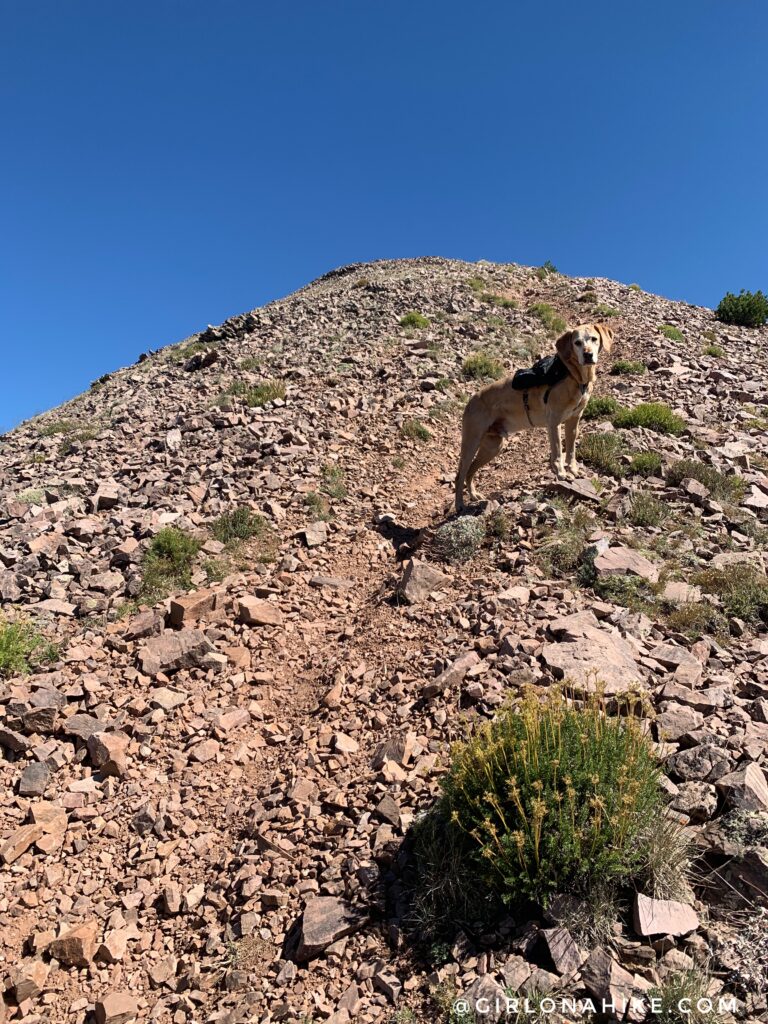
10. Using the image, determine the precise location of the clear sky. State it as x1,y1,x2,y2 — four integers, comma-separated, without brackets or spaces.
2,1,766,433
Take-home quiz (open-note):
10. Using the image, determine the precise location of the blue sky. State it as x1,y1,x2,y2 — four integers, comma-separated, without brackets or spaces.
2,1,766,433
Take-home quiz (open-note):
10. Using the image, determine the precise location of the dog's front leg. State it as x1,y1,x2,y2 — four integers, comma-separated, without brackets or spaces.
547,421,566,479
563,415,582,478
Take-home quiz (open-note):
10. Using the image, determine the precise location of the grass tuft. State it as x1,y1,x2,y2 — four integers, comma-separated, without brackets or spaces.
627,492,669,528
594,304,620,318
529,302,566,334
666,459,744,500
613,402,686,436
578,433,625,477
660,324,684,341
227,379,286,407
211,507,271,546
401,418,432,442
611,359,646,376
583,395,622,420
703,343,724,358
462,351,504,380
0,618,58,678
629,452,663,477
694,563,768,625
141,527,201,601
400,311,430,329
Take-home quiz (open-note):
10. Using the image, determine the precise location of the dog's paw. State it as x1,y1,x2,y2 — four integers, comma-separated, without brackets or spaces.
565,462,581,478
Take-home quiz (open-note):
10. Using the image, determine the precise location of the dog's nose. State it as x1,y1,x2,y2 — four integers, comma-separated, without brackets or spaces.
584,353,595,364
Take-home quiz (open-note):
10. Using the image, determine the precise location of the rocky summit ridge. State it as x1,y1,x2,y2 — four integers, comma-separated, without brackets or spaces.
1,257,768,1023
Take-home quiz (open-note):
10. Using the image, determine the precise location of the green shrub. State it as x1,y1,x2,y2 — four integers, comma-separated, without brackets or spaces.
537,505,593,574
414,694,663,933
534,260,558,280
666,459,744,500
240,356,261,370
578,433,625,477
629,283,641,292
304,491,332,520
211,507,271,546
400,311,430,329
16,487,45,505
401,418,432,442
627,492,668,528
703,344,724,358
434,516,486,562
610,359,646,376
467,277,485,292
38,418,78,437
613,402,686,435
665,602,726,640
529,302,566,334
482,293,517,309
648,969,724,1024
486,509,511,541
227,379,286,407
629,452,663,477
579,290,598,304
593,574,655,612
321,463,347,498
0,618,58,678
660,324,684,341
141,527,201,601
715,289,768,328
594,304,620,318
583,395,622,420
461,351,504,380
694,563,768,625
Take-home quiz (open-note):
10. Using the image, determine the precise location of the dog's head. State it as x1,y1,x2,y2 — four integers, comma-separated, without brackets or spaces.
556,323,614,380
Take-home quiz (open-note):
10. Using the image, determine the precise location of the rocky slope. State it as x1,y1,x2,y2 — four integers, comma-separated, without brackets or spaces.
1,257,767,1024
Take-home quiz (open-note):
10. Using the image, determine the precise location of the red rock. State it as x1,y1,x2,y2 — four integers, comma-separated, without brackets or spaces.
292,896,367,961
168,587,217,627
398,558,449,604
633,893,699,937
94,992,138,1024
716,762,768,811
87,730,130,776
0,824,44,865
48,919,99,967
237,596,283,626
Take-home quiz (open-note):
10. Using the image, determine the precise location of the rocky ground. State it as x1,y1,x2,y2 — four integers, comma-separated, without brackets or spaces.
1,257,767,1024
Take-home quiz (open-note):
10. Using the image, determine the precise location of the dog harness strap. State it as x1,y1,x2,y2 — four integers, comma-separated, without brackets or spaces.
523,390,533,425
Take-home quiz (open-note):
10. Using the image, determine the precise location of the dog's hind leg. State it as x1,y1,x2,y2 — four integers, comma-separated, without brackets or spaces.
455,418,487,512
466,432,504,500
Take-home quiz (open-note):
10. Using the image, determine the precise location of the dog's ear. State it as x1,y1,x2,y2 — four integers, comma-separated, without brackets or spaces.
556,329,575,362
595,323,614,353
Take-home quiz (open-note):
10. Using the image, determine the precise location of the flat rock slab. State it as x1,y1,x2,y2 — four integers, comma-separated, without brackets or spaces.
633,893,699,937
542,611,643,694
290,896,367,962
594,546,659,582
94,992,139,1024
138,629,213,677
237,596,283,626
716,762,768,811
398,558,449,604
48,919,99,967
544,478,600,503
